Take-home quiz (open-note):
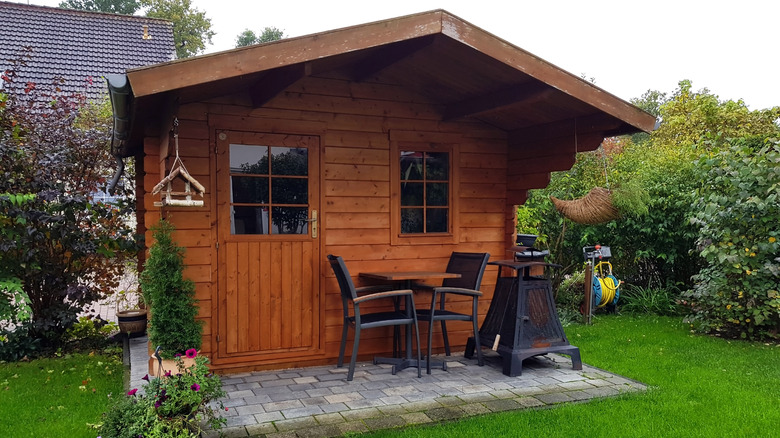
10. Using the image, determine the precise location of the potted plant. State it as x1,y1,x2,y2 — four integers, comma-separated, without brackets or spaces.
113,264,148,338
98,349,226,437
515,206,540,247
139,219,203,360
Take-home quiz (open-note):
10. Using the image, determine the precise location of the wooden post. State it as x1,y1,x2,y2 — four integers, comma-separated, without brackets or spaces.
583,261,593,325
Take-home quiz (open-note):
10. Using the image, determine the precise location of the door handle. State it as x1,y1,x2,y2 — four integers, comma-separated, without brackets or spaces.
307,210,318,238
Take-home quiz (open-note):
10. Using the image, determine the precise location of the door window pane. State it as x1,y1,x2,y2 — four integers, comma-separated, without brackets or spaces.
231,144,269,174
271,147,308,176
272,178,308,204
231,176,269,204
271,207,308,234
232,206,269,235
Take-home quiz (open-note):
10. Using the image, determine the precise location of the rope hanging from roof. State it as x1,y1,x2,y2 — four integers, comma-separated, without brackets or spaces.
549,119,620,225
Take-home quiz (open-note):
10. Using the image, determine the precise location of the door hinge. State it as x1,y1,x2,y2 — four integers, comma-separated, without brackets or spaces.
215,242,219,249
216,335,220,343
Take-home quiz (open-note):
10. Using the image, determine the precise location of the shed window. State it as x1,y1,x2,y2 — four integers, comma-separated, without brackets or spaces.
400,150,450,234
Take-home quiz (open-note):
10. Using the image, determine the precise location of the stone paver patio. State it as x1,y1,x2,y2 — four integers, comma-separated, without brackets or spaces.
128,337,645,437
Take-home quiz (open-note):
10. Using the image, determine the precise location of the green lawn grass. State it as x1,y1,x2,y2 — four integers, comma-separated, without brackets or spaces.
367,315,780,437
0,352,124,437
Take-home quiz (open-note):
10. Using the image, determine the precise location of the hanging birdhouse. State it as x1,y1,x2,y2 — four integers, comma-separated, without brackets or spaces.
152,118,206,207
152,165,206,207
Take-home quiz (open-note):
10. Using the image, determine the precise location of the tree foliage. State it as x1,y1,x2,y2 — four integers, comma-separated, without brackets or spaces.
140,0,214,58
58,0,140,14
0,64,137,351
235,26,285,48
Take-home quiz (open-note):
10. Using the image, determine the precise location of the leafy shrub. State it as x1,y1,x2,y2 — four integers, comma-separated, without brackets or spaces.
64,316,118,351
1,59,138,349
98,351,226,438
0,323,41,361
684,137,780,340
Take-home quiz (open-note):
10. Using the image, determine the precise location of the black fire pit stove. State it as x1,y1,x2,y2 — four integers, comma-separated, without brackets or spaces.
466,260,582,377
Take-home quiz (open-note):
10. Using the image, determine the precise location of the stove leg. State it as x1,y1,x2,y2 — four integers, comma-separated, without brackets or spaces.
503,352,523,377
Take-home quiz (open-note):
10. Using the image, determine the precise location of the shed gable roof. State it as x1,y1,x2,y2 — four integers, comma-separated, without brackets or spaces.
116,10,655,155
0,1,175,100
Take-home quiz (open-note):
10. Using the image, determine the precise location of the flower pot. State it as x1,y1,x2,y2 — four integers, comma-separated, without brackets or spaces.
150,351,199,377
516,233,538,247
117,309,148,338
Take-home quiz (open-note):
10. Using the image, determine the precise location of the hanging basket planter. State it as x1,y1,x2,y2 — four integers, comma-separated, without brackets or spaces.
550,187,620,225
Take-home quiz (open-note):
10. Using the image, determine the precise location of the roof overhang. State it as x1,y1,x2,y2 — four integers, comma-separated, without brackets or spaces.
111,9,657,156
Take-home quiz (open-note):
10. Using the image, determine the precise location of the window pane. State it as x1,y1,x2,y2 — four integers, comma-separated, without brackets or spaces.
272,178,308,204
401,208,424,233
401,182,423,206
232,206,269,235
426,208,448,233
271,207,308,234
426,182,448,206
271,147,308,176
426,152,449,180
231,144,268,175
400,151,422,180
231,176,268,204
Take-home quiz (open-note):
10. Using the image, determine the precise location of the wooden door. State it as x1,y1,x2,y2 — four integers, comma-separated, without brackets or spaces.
215,131,321,364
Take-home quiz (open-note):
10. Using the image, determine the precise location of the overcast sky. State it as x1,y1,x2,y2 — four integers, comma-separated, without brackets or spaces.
11,0,780,110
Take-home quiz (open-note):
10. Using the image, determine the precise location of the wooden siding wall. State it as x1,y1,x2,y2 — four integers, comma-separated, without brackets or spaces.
142,114,216,358
140,75,565,371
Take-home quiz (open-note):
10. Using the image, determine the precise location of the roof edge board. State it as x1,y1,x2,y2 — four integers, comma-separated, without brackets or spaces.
126,10,448,98
439,12,657,133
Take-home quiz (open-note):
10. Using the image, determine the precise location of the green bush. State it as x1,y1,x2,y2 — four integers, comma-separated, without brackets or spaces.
684,137,780,340
0,323,41,361
140,220,203,358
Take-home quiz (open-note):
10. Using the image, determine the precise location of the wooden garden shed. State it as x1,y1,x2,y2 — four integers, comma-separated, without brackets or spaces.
107,9,656,373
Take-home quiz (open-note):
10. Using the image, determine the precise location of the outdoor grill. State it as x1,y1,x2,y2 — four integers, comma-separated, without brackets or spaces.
466,260,581,377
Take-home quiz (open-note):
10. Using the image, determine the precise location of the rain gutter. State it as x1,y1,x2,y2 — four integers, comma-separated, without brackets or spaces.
105,74,134,193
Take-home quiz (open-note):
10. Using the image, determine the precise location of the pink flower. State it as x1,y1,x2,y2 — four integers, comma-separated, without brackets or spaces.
185,349,198,359
127,388,138,396
164,370,172,377
191,383,200,392
142,374,149,381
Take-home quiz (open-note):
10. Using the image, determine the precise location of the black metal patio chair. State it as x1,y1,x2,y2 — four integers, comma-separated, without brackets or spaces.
327,254,422,381
416,251,489,374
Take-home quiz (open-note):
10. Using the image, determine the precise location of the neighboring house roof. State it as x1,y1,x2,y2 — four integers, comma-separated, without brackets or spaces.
0,1,175,101
112,9,656,156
